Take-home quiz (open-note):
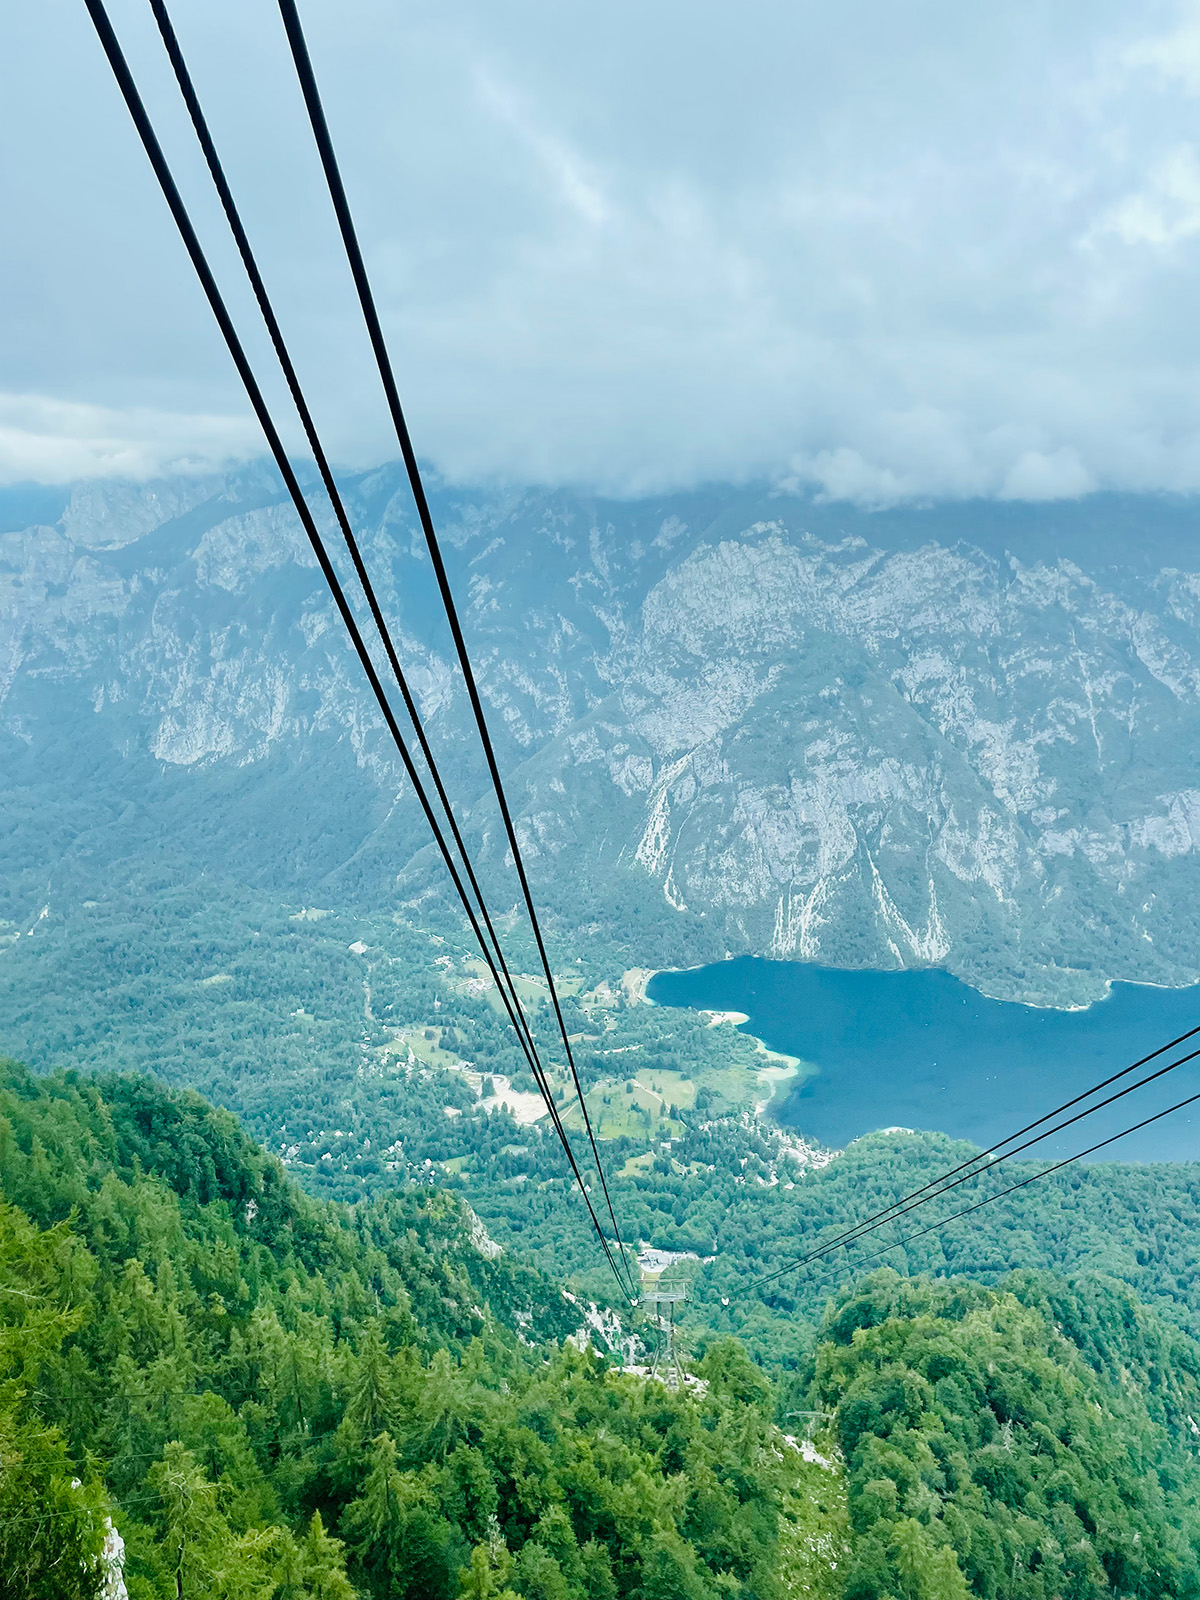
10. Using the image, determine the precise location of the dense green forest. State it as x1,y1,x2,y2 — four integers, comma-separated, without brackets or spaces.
8,1057,1200,1597
0,1059,834,1599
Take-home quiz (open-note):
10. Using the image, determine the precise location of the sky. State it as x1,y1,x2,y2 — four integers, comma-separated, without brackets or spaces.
5,0,1200,502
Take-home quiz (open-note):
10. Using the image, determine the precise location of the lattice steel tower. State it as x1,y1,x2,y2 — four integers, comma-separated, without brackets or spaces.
640,1279,689,1389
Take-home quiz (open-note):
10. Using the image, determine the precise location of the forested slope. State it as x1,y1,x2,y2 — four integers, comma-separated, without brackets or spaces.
806,1270,1200,1599
8,1058,1200,1596
0,1060,834,1599
10,877,1200,1366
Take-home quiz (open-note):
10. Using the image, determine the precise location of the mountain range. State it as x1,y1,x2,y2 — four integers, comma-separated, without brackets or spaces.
5,471,1200,1008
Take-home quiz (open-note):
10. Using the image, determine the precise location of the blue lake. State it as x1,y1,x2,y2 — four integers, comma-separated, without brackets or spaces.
646,959,1200,1162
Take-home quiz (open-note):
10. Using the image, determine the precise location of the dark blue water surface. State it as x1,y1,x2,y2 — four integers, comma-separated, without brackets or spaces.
647,959,1200,1161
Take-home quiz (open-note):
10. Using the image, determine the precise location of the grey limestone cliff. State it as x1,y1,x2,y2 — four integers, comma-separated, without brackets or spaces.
4,469,1200,1006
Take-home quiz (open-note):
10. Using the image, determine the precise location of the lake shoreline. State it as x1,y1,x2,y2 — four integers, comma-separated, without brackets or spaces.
622,966,813,1124
645,955,1200,1162
641,956,1200,1017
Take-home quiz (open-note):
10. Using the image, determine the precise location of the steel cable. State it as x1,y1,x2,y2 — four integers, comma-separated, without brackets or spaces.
145,0,561,1139
273,0,631,1285
771,1082,1200,1302
82,0,634,1301
750,1038,1200,1293
762,1021,1200,1280
141,0,635,1300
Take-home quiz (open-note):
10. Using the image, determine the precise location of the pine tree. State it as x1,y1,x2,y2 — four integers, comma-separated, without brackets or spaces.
345,1322,397,1443
277,1512,357,1600
149,1442,226,1599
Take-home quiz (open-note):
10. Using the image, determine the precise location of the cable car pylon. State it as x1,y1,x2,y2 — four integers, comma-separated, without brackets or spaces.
640,1277,690,1390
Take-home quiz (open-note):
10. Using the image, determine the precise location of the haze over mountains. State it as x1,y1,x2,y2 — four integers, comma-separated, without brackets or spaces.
5,470,1200,1014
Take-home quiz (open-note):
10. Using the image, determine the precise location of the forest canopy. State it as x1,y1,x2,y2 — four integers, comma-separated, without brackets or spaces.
5,1058,1200,1599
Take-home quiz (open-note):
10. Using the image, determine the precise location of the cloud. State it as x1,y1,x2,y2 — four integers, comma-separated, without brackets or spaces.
1125,1,1200,93
1098,146,1200,247
0,394,257,485
473,69,612,228
1000,449,1096,503
4,0,1200,502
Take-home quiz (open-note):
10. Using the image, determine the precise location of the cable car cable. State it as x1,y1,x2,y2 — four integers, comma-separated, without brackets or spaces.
81,0,633,1301
141,0,633,1299
146,0,548,1121
752,1039,1200,1288
273,0,631,1283
762,1081,1200,1299
757,1023,1200,1286
749,1039,1200,1291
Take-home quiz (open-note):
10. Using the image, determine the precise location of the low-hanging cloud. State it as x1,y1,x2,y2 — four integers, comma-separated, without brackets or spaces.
5,0,1200,503
0,393,258,484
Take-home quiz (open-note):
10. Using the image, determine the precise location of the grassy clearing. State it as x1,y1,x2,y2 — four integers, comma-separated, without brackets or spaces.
620,1150,657,1176
561,1078,688,1140
633,1067,697,1109
378,1023,469,1072
457,958,584,1015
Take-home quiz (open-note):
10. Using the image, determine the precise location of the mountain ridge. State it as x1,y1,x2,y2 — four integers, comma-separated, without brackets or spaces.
6,471,1200,1007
